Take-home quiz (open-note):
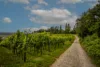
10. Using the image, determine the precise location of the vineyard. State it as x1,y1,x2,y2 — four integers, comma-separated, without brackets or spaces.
0,31,74,67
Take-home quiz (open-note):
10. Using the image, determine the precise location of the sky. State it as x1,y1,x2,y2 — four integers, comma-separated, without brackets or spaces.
0,0,98,32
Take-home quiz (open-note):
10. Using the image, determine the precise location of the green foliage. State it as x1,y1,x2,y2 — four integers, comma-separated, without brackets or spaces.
65,23,71,34
76,3,100,38
42,24,72,34
75,2,100,66
49,26,62,34
82,34,100,66
0,46,23,67
0,31,74,67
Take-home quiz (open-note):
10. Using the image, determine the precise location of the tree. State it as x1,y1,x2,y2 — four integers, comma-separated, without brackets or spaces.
49,26,55,33
75,1,100,38
70,26,76,34
65,23,71,34
60,25,63,34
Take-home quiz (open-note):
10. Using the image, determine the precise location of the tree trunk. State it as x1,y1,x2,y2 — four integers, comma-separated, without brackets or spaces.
24,52,26,62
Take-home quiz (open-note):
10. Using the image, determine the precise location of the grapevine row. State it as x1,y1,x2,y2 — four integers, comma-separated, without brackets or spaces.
0,31,74,62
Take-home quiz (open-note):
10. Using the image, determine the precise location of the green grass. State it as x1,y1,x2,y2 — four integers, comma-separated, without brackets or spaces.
21,41,72,67
0,46,24,67
0,44,73,67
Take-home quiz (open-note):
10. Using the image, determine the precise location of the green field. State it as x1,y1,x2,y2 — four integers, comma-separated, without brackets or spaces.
0,32,75,67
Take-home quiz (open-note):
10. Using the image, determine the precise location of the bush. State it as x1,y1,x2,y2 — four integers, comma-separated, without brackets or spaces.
82,34,100,66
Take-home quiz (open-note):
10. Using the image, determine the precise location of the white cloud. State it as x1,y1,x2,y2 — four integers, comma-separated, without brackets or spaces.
6,0,30,4
32,4,40,9
58,0,82,4
30,8,77,28
23,26,49,32
40,26,48,30
23,28,39,32
88,1,98,8
24,6,31,10
3,17,12,23
24,4,40,10
38,0,48,5
31,8,71,18
58,0,97,4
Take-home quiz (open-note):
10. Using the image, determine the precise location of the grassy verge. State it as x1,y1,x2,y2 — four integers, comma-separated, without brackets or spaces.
79,34,100,67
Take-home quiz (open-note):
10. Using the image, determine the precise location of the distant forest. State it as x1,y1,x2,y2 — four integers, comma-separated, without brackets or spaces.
0,32,14,35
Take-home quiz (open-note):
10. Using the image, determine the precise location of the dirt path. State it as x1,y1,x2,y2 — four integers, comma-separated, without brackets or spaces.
51,36,96,67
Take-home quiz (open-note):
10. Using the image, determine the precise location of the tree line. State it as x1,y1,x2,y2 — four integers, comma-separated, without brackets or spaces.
34,23,76,34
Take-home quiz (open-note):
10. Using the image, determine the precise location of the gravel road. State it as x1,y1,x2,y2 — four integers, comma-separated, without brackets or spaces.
51,36,96,67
